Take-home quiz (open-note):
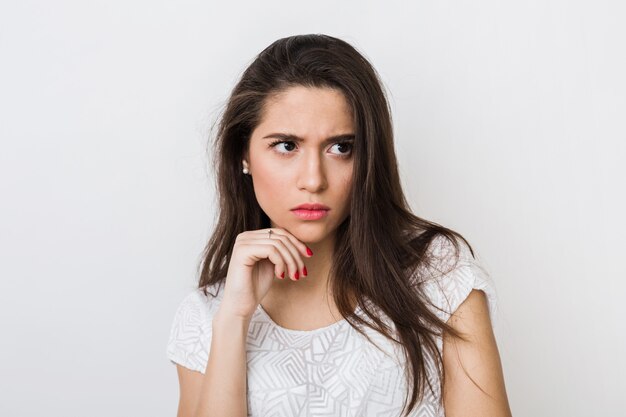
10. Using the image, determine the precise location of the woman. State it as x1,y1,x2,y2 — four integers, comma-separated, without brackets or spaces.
167,34,512,417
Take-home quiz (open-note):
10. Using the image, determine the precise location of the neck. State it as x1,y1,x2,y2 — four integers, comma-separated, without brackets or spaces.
261,228,358,328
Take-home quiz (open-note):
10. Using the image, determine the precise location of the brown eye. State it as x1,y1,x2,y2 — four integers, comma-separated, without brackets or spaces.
331,142,353,157
268,140,296,154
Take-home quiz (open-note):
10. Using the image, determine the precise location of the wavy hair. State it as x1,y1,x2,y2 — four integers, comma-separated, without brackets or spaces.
197,34,478,416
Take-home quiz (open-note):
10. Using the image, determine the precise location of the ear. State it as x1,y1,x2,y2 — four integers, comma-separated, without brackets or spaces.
242,140,251,171
242,139,250,164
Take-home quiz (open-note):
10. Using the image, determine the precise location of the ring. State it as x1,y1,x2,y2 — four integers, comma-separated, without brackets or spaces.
268,229,273,239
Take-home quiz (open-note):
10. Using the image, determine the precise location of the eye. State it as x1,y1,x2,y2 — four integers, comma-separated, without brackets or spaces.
330,142,353,157
268,140,297,154
268,140,354,158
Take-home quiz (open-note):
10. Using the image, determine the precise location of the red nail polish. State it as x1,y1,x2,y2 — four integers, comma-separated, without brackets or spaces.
280,272,284,279
303,266,307,276
306,247,313,256
294,271,299,280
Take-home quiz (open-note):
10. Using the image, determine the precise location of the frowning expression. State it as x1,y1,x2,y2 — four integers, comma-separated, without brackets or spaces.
245,85,355,244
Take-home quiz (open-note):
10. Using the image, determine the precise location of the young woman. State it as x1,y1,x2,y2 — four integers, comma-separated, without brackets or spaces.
167,34,512,417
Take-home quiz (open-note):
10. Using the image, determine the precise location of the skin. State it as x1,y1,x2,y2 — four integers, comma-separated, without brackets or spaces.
241,85,356,330
175,85,513,416
443,289,513,416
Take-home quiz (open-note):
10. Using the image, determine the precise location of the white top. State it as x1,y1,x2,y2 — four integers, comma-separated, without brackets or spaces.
166,236,499,416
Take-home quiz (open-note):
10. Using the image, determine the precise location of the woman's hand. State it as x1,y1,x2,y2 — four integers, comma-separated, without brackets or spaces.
217,228,313,321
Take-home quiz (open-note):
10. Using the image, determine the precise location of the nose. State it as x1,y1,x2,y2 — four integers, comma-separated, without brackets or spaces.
296,150,328,192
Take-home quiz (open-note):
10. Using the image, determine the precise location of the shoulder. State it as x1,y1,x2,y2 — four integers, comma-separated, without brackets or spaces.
172,282,224,323
414,235,499,327
165,282,224,373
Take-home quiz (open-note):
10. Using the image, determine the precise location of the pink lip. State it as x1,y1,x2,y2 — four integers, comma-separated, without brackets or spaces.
291,209,329,220
292,203,330,210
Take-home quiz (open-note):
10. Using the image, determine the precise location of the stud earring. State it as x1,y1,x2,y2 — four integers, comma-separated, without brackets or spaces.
242,161,249,175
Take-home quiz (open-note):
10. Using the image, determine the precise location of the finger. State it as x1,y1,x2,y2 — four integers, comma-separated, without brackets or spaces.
259,237,305,280
245,237,304,281
240,229,308,280
252,228,312,259
239,241,292,280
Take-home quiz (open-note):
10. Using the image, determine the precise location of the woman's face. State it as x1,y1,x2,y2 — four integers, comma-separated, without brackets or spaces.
245,85,355,245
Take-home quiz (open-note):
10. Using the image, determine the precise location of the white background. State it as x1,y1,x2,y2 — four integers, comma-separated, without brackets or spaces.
1,1,624,416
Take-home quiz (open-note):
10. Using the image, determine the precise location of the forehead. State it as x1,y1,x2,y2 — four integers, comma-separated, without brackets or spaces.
257,86,354,132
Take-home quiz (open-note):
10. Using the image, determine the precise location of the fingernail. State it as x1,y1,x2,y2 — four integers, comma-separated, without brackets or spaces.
303,266,307,276
280,272,284,279
294,271,299,280
306,247,313,256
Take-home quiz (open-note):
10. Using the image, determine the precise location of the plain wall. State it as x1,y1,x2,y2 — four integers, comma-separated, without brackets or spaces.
1,0,624,416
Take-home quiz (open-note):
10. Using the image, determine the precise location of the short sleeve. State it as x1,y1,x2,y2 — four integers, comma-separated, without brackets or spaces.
418,236,499,328
166,288,217,374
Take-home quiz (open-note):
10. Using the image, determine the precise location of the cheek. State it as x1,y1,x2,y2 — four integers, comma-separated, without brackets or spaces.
333,175,353,211
340,169,353,194
251,163,283,209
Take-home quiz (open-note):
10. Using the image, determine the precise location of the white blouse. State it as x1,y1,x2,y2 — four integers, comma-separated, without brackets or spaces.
166,236,499,416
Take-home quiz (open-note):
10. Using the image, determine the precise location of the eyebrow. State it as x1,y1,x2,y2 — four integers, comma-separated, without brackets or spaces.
262,133,356,144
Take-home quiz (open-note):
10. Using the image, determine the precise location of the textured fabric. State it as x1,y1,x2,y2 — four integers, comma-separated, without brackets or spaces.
166,236,499,416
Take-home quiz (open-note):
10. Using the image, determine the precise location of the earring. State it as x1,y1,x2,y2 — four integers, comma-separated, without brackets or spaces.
242,161,249,175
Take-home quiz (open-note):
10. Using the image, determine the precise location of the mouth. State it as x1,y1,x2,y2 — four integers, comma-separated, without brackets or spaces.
291,203,330,211
290,208,330,220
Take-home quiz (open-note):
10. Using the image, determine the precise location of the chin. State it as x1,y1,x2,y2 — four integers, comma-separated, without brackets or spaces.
291,224,335,243
272,219,333,242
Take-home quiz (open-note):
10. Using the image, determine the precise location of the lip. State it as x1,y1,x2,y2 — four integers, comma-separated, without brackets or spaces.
291,209,329,220
291,203,330,210
290,203,330,221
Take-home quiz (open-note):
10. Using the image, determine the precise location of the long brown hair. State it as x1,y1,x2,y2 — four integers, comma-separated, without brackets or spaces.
198,34,478,416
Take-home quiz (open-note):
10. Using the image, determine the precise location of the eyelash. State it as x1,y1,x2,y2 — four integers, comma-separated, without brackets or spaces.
267,140,354,158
